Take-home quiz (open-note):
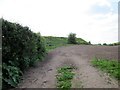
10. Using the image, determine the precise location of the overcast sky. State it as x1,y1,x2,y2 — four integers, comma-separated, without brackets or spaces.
0,0,119,44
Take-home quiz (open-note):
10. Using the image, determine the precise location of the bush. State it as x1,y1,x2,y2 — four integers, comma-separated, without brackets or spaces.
107,42,120,46
103,43,107,45
67,33,77,44
2,63,22,88
88,41,91,45
2,19,46,89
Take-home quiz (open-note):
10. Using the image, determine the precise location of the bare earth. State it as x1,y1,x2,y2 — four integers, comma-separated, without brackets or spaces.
17,45,119,88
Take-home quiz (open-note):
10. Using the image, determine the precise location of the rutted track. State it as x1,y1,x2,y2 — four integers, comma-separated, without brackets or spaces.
17,45,118,88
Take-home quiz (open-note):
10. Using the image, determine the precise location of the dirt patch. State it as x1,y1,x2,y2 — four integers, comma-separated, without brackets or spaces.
17,45,119,88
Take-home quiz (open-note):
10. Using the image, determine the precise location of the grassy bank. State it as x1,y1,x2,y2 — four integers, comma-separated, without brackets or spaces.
44,36,90,51
91,58,120,80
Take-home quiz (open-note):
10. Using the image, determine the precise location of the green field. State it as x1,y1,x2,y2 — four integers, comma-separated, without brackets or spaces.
44,36,90,51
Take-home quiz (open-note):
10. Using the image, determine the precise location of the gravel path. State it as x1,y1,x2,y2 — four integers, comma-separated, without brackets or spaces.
17,45,119,88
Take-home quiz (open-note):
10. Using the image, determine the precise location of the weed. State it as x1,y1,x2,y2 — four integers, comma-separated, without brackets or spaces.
56,66,75,89
91,58,120,80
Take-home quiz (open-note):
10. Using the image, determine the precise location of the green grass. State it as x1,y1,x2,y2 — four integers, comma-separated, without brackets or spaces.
56,66,75,89
91,58,120,80
44,36,89,51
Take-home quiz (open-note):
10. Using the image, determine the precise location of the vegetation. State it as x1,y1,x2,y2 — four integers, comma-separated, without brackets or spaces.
103,43,107,45
98,43,102,45
44,36,90,51
97,42,120,46
56,66,75,89
107,42,120,46
67,33,77,44
1,18,91,89
2,19,46,89
91,58,120,80
88,41,91,45
44,36,69,51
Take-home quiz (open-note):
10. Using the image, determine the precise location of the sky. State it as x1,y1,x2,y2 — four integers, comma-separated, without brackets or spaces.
0,0,119,44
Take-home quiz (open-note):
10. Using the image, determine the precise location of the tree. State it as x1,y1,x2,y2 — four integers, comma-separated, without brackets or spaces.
67,33,77,44
88,41,91,45
103,43,107,45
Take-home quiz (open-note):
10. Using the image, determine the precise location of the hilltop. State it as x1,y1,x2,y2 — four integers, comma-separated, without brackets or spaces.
44,36,90,51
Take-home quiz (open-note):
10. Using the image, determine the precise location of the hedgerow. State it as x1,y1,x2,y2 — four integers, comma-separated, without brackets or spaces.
2,19,46,89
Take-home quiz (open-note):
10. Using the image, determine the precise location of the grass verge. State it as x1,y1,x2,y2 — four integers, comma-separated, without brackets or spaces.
56,66,75,89
91,58,120,80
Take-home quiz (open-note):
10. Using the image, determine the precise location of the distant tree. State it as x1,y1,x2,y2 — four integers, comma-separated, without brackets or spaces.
88,41,91,45
113,43,117,46
67,33,77,44
103,43,107,45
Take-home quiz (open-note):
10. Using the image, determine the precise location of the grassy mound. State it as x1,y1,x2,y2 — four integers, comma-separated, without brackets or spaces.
44,36,90,51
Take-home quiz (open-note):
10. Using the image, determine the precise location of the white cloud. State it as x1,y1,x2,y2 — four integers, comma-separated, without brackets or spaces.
0,0,118,44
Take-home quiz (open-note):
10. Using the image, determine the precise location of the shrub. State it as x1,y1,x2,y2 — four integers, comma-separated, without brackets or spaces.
107,42,120,46
2,63,22,88
67,33,77,44
88,41,91,45
2,19,46,89
108,44,113,46
103,43,107,45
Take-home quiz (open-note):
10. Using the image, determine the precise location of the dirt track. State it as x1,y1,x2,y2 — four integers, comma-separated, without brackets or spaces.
17,45,119,88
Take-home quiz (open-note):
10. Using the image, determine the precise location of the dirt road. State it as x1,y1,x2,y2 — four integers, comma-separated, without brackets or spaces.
17,45,118,88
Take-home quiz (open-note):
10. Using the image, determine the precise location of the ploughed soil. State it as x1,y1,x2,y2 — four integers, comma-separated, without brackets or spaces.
17,45,119,88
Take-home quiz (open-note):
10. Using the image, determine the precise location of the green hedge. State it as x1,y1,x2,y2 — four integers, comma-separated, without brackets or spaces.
2,19,46,89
